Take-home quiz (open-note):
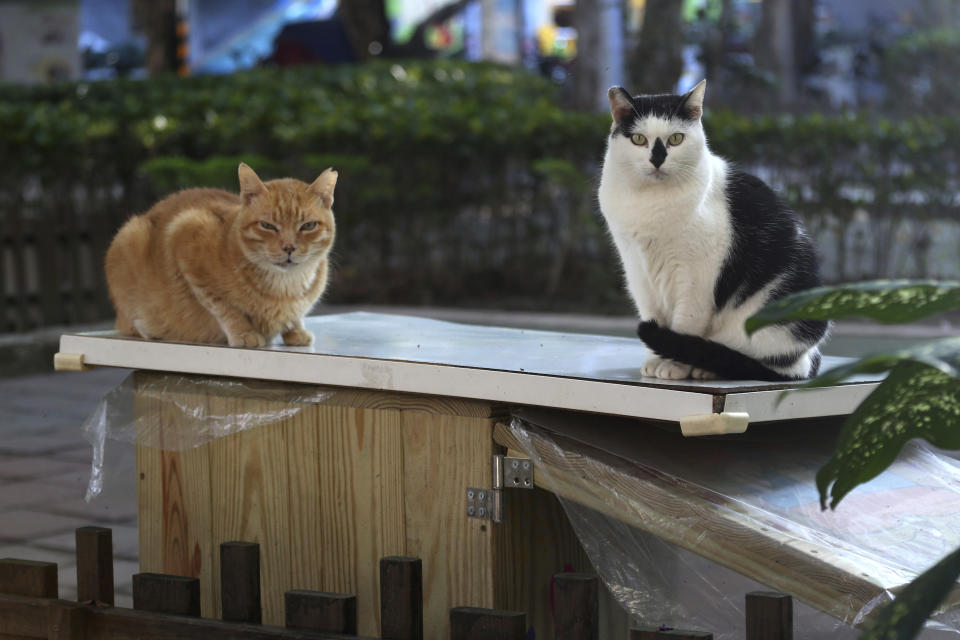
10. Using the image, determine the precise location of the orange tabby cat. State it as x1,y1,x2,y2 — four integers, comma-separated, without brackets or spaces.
105,163,337,347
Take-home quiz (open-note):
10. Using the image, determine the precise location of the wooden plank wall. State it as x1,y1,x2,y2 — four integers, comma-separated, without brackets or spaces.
136,373,501,639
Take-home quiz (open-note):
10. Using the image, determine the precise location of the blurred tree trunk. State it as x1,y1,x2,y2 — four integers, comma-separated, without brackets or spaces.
338,0,391,60
756,0,814,107
629,0,684,93
571,0,601,110
131,0,177,75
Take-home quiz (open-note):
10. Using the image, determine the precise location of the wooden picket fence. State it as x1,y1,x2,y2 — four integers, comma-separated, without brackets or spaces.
0,526,795,640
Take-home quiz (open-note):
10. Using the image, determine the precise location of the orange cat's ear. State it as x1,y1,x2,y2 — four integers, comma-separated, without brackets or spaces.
238,163,267,205
308,168,338,209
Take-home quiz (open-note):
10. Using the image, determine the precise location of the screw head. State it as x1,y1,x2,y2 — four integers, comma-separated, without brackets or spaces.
467,490,475,499
478,507,486,517
478,491,486,500
522,461,531,470
467,505,476,516
511,460,519,469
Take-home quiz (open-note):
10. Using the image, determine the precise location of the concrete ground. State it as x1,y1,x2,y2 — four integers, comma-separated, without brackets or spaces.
0,305,955,608
0,366,134,605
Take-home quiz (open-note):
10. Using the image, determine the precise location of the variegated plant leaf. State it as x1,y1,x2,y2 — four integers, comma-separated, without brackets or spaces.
858,544,960,640
746,280,960,335
816,361,960,510
796,337,960,390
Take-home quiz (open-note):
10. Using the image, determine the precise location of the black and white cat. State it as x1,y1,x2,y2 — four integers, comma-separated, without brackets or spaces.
597,80,827,381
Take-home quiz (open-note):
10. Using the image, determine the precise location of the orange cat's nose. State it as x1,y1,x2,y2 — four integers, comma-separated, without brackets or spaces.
282,244,295,254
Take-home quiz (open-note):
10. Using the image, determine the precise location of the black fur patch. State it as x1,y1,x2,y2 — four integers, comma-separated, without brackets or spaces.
637,320,803,382
613,92,698,138
714,171,824,319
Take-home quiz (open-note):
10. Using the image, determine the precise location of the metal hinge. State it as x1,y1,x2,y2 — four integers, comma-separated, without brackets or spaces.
466,455,534,522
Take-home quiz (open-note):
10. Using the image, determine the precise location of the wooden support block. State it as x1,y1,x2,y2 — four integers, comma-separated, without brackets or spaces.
552,573,598,640
746,591,792,640
0,558,58,598
133,573,201,617
76,527,114,605
380,556,423,640
220,542,261,623
630,628,713,639
53,352,90,372
47,600,90,640
450,607,526,640
285,590,357,633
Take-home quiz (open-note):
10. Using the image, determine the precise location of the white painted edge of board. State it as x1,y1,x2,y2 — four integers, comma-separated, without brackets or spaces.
723,383,879,423
58,333,717,423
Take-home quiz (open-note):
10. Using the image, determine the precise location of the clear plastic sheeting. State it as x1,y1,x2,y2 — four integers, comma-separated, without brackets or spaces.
505,411,960,639
81,373,331,501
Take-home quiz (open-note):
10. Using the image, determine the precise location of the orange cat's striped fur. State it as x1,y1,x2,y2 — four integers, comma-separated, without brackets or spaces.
105,163,337,347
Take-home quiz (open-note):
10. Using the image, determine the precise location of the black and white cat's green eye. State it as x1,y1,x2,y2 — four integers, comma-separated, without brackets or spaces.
259,221,278,231
668,133,684,145
630,133,647,146
299,221,318,231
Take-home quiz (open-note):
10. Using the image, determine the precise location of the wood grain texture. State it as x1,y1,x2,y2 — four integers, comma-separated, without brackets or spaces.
306,405,407,636
135,374,215,618
133,372,505,636
400,411,498,640
493,422,904,623
209,396,291,625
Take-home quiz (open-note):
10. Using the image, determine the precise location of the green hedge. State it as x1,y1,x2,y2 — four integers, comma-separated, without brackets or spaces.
2,60,959,324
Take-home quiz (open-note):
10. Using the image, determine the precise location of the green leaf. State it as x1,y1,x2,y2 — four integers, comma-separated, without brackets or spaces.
858,544,960,640
796,336,960,389
745,281,960,335
817,361,960,510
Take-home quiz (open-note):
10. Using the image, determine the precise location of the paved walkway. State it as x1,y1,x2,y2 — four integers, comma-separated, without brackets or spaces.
0,366,134,605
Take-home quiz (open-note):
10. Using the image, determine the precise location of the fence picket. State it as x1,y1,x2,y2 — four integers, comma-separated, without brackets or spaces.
221,541,262,623
745,591,793,640
379,556,423,640
630,628,713,639
0,558,58,598
76,526,114,605
552,573,598,640
449,607,526,640
285,590,357,634
133,573,201,617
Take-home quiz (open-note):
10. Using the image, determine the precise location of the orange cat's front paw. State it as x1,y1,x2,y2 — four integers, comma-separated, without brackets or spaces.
229,331,267,348
282,326,314,346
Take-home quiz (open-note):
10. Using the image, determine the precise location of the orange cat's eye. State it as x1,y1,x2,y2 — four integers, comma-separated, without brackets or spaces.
299,221,318,231
259,221,278,232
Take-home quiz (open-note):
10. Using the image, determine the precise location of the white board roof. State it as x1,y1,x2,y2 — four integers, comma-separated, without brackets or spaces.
59,312,881,426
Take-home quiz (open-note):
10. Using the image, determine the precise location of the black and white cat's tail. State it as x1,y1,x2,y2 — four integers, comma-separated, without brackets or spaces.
637,320,822,382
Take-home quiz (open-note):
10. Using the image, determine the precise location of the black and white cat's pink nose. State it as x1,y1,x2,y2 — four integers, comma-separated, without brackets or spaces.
650,138,667,168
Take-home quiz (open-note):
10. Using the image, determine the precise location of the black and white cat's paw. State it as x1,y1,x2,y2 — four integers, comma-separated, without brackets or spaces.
642,355,693,380
691,367,717,380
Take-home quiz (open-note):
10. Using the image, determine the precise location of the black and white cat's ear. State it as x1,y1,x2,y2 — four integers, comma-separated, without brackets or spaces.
681,79,706,120
309,168,338,209
607,87,634,125
238,163,268,204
